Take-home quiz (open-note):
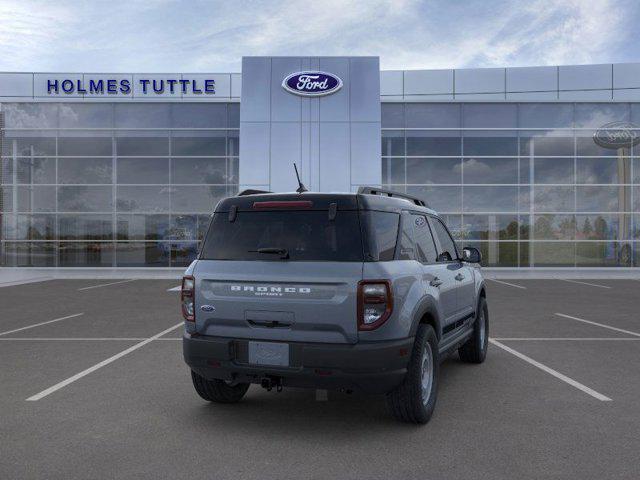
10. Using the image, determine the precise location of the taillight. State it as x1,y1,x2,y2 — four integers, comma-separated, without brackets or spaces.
181,275,195,322
357,280,393,331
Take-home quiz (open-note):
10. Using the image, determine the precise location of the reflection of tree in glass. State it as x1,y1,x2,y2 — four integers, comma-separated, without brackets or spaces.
582,217,593,237
594,216,607,241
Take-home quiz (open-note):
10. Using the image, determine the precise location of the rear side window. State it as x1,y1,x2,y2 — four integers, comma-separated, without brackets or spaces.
429,217,458,262
412,215,438,263
360,211,400,261
398,214,416,260
200,211,363,261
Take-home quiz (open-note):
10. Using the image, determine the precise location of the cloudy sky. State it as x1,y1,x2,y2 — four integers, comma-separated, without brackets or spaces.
0,0,638,72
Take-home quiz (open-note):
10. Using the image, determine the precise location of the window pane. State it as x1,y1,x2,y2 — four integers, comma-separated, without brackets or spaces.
58,158,112,184
576,157,629,184
464,241,518,267
382,158,405,184
533,186,574,212
429,217,458,261
15,214,55,240
406,186,461,212
171,158,228,184
382,103,404,128
16,157,56,184
115,242,170,267
576,242,631,267
533,215,576,240
227,130,239,157
2,242,56,267
576,186,627,212
114,104,170,128
361,211,399,261
17,186,56,212
634,158,640,183
59,214,113,240
576,214,630,241
532,242,575,266
116,186,170,212
3,136,56,156
171,242,199,267
171,186,226,213
116,136,168,156
406,104,460,128
463,157,517,184
116,158,169,184
519,134,574,156
58,186,113,212
412,215,437,263
534,158,574,184
2,104,58,128
228,103,240,127
59,242,114,267
463,186,518,212
398,214,416,261
1,186,13,211
116,214,169,240
59,103,112,128
171,134,226,156
461,215,519,240
463,135,518,156
381,130,404,156
58,137,113,156
169,215,198,241
171,104,227,128
407,132,460,156
576,135,624,156
574,103,630,128
518,104,573,128
406,158,461,184
464,104,516,128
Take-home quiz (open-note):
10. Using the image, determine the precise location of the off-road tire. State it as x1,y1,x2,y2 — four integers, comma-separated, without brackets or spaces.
386,324,439,424
459,296,489,364
191,370,250,403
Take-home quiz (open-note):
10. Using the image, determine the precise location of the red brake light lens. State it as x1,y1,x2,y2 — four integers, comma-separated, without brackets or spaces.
181,275,195,322
252,201,313,209
357,280,393,331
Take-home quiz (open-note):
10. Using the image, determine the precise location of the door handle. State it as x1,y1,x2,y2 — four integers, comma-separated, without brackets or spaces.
429,277,443,287
455,273,465,281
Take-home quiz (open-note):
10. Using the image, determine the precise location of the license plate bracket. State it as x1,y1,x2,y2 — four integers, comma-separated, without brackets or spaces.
248,341,290,367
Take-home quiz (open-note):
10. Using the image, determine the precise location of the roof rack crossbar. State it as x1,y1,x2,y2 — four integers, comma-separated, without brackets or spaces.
357,186,428,207
238,189,272,196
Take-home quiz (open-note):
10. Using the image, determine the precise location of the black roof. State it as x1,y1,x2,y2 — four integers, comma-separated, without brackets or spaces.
215,189,437,215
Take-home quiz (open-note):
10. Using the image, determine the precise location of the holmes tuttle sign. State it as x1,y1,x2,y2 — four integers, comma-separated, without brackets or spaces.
282,71,342,97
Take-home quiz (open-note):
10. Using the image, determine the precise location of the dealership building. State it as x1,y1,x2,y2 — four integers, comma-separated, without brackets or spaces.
0,56,639,269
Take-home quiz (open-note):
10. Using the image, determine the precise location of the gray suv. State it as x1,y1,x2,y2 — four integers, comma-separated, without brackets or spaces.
182,187,488,424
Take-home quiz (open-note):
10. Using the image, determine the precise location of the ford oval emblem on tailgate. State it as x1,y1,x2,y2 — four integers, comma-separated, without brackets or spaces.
282,71,342,97
200,305,215,312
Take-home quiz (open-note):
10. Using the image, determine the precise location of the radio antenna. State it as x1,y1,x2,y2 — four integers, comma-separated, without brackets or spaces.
293,163,308,193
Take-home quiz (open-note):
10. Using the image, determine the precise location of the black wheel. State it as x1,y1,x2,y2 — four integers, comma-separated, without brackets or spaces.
386,324,439,424
191,370,250,403
459,296,488,364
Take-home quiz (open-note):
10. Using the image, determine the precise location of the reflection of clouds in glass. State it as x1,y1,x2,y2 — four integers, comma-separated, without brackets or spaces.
3,104,57,128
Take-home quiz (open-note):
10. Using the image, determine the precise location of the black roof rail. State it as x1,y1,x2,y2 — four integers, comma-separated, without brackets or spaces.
357,186,428,208
237,189,272,196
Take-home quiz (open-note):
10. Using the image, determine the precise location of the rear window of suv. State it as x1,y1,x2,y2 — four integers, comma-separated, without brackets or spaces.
200,209,400,262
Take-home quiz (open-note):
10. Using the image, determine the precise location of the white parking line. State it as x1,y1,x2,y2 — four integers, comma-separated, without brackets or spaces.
167,285,182,292
558,279,611,289
26,322,183,401
555,313,640,337
487,279,527,290
0,313,84,337
78,279,137,291
492,337,640,341
489,339,612,402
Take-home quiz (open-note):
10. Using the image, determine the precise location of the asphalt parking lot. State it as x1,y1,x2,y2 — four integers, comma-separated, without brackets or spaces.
1,278,639,479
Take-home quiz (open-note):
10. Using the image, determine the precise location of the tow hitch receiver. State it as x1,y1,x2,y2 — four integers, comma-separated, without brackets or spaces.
260,376,283,392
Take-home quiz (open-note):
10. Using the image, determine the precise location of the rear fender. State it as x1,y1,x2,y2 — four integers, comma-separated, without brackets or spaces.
409,296,442,341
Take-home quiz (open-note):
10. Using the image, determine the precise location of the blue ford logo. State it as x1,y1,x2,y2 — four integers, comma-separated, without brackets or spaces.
282,71,343,97
200,305,215,312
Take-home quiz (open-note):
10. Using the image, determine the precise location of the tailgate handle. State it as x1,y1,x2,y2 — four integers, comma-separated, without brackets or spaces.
248,320,292,329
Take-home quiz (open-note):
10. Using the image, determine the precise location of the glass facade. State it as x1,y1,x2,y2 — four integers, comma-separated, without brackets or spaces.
1,100,638,268
382,103,640,267
0,102,239,267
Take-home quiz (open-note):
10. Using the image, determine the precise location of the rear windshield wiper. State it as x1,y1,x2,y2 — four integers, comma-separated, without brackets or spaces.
249,247,290,259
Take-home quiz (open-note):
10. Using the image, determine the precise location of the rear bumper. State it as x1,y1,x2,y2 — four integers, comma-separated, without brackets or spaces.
183,333,414,394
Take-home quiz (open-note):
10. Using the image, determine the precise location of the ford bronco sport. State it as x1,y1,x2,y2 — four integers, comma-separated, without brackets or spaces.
182,187,488,424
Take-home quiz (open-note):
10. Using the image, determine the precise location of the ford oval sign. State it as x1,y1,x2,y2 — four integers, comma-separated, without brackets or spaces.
593,121,640,149
282,71,343,97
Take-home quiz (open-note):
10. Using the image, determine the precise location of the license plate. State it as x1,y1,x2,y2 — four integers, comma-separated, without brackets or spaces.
248,341,289,367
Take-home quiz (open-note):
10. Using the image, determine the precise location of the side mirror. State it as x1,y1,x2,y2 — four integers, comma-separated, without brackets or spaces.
462,247,482,264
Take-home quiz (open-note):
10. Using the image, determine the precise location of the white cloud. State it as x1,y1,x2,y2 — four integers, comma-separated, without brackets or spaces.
0,0,636,72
